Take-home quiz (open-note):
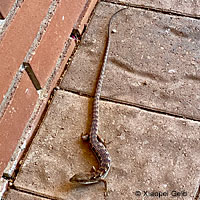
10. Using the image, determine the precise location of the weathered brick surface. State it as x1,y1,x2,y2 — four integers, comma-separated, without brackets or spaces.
0,0,97,180
74,0,98,34
0,72,38,177
31,0,89,87
2,39,76,180
46,39,76,93
0,0,15,18
0,0,52,104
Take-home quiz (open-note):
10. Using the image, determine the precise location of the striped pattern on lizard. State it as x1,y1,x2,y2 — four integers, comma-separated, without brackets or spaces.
69,8,127,195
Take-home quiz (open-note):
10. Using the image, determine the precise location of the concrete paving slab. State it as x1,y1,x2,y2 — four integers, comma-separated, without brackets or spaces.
106,0,200,17
60,2,200,120
4,189,47,200
14,90,199,199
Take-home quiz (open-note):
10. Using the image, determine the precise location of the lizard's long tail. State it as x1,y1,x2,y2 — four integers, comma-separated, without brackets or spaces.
91,8,127,134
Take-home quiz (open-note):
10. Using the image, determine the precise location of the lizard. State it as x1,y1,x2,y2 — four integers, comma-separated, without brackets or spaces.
69,7,127,196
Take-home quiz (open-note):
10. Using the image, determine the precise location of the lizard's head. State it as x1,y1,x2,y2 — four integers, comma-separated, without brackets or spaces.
69,172,98,184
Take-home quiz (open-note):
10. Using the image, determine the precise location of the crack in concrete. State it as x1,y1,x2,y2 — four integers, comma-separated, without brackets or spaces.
59,88,200,123
102,0,200,20
4,186,58,200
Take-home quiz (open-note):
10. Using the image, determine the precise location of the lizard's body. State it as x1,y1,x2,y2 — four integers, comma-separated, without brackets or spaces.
70,8,126,193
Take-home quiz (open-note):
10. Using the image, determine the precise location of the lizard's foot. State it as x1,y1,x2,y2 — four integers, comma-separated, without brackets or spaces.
81,132,89,141
90,166,96,172
100,179,109,197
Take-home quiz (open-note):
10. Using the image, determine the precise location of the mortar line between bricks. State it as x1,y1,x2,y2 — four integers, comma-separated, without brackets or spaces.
2,37,73,187
102,0,200,20
0,0,24,42
0,65,24,120
23,0,60,62
58,88,200,123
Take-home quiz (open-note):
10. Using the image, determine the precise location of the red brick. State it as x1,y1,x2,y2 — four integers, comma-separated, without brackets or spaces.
0,72,38,177
48,39,76,92
0,0,52,104
0,0,15,18
74,0,98,34
2,39,76,179
0,0,97,179
30,0,89,87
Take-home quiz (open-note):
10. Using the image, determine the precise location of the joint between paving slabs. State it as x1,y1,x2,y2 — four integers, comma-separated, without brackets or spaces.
102,0,200,19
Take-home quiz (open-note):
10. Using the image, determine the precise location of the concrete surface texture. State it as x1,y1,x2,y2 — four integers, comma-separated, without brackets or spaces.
4,189,47,200
3,1,200,200
11,90,200,200
107,0,200,16
61,2,200,121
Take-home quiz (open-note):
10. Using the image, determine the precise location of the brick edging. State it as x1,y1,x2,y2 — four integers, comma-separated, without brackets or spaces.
0,0,98,197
